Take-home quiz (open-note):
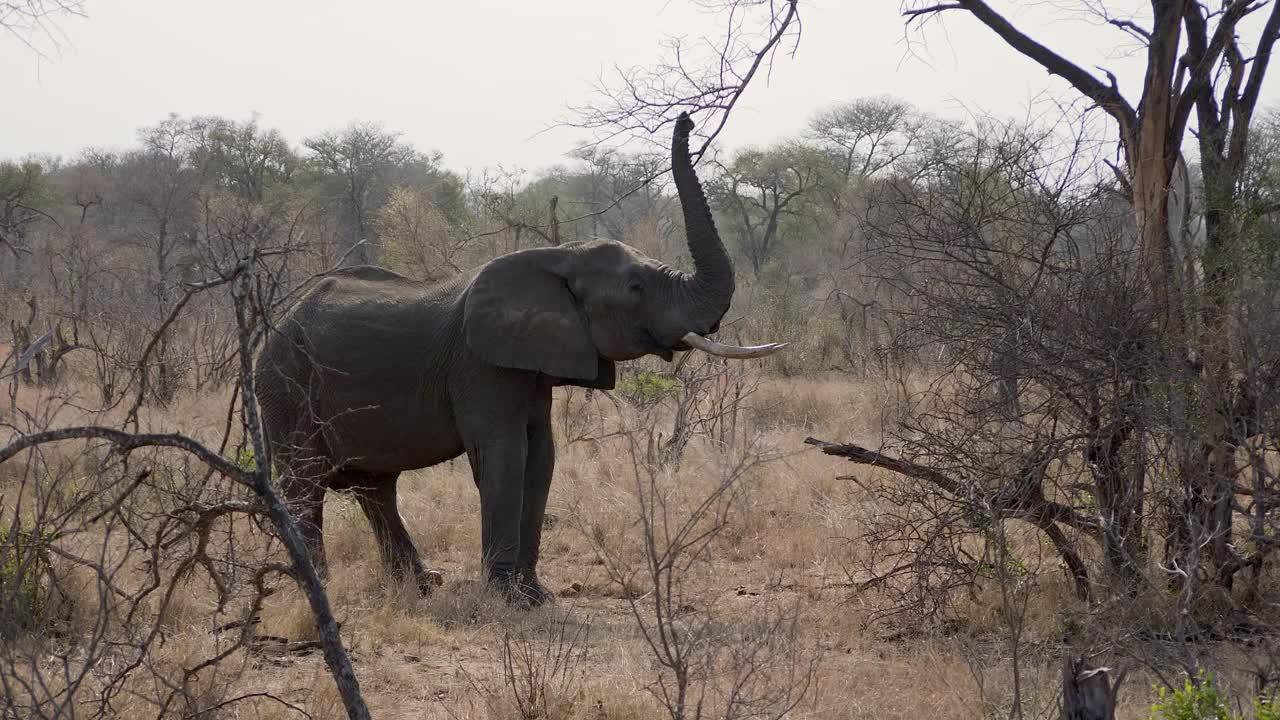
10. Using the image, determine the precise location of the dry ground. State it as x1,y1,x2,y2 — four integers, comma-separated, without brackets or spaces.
2,373,1275,719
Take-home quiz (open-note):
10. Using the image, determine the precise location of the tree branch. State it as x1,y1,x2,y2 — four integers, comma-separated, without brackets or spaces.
804,437,1095,599
1109,17,1152,42
571,0,801,161
1238,1,1280,120
0,426,253,485
904,0,1139,152
803,437,1101,537
1171,0,1263,147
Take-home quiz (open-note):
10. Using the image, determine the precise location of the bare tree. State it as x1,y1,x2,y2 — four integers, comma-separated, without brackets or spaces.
567,146,677,253
374,184,468,280
900,0,1280,588
118,115,211,404
466,165,553,253
807,113,1142,608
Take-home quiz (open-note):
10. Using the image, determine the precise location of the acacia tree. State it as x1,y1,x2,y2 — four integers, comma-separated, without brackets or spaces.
709,143,831,278
303,122,417,264
201,116,298,202
809,96,924,185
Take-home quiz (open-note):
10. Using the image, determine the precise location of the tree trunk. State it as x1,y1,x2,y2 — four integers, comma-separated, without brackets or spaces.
1089,414,1146,587
154,336,177,405
1062,657,1123,720
549,196,561,246
10,321,32,385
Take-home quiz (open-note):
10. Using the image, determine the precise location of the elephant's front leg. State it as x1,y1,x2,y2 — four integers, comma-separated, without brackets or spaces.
465,425,529,599
516,420,556,606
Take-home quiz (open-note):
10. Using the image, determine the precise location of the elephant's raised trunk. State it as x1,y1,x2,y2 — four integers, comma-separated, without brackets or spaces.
668,113,786,360
672,112,735,332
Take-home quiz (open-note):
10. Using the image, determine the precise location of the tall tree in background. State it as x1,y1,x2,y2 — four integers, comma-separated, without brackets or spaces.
304,122,417,264
809,96,924,185
202,116,298,202
120,115,210,403
711,143,831,278
0,160,52,269
566,146,675,251
373,185,463,280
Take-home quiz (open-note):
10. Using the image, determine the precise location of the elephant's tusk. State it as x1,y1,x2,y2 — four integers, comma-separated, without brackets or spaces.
680,333,789,359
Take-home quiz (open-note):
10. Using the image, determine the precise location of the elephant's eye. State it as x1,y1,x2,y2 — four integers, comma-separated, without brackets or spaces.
628,280,644,294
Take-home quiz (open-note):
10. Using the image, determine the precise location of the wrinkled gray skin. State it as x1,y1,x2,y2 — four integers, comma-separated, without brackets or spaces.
255,114,734,606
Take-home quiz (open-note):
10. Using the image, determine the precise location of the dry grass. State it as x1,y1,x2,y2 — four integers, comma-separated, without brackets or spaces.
4,373,1277,720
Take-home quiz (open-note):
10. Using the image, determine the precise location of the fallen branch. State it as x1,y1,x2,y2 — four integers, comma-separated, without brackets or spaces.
804,436,1095,600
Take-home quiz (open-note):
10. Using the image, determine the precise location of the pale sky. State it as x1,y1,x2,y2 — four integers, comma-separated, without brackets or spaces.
2,1,1275,172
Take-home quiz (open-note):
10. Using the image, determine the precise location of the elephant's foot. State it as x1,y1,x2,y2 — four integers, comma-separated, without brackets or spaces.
489,570,554,608
516,569,556,607
386,563,444,595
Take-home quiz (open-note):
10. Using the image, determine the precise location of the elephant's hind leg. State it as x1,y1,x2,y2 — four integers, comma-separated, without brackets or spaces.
348,473,443,594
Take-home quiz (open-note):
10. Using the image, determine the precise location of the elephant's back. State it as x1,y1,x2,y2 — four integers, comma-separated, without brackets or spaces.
325,265,410,283
264,269,460,380
254,269,466,465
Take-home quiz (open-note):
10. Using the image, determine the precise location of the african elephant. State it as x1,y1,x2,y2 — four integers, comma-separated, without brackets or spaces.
253,113,784,606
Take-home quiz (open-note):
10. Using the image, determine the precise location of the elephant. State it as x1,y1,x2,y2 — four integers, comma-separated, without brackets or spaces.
253,113,785,606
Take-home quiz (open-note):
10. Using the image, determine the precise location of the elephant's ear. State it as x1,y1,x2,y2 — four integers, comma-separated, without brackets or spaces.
464,251,599,381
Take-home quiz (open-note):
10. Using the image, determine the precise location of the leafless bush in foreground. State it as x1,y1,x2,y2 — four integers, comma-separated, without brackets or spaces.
458,610,591,720
1,225,371,719
575,429,819,720
563,353,761,473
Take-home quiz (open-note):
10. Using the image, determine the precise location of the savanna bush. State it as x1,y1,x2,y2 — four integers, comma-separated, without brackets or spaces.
618,369,680,408
1149,671,1233,720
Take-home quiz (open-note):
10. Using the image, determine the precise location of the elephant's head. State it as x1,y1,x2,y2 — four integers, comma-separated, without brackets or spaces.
463,113,785,388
